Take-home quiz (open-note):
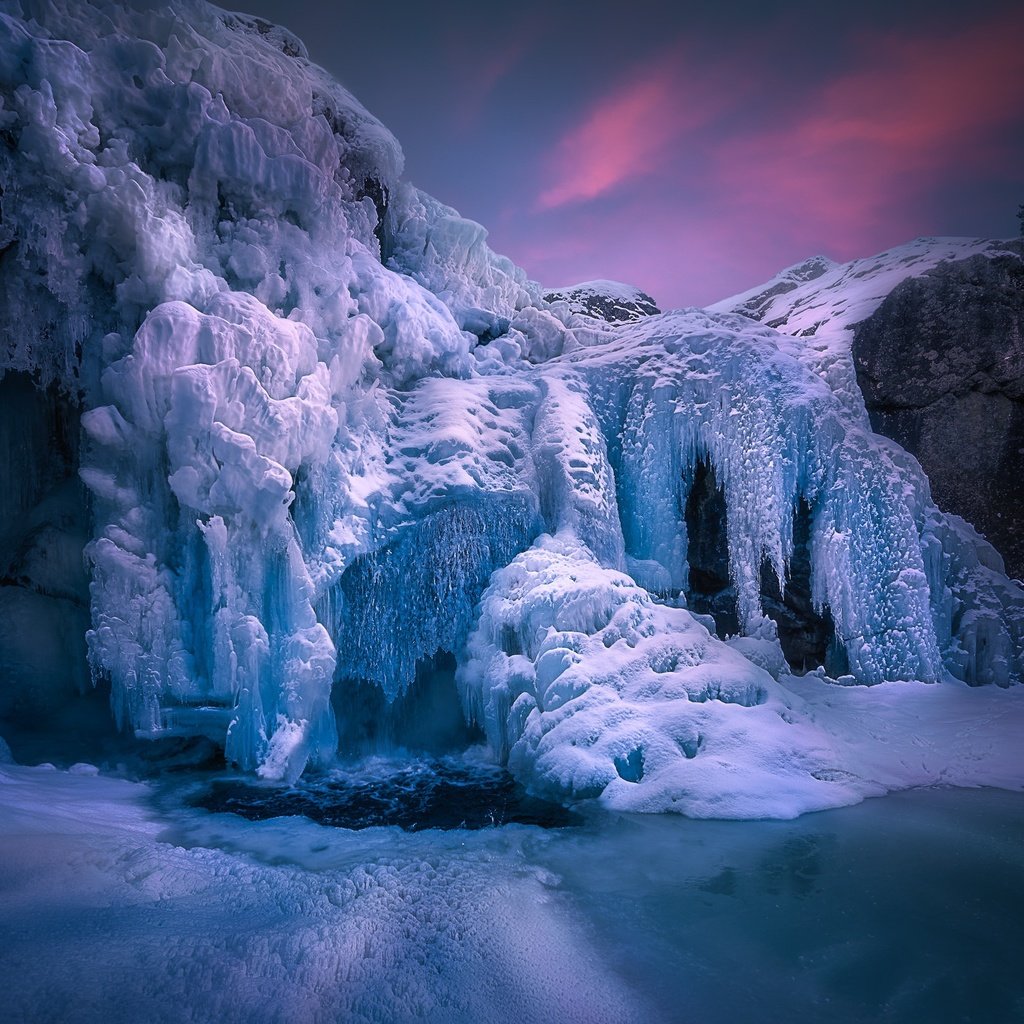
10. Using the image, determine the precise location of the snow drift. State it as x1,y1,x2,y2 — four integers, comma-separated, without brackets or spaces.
0,0,1021,814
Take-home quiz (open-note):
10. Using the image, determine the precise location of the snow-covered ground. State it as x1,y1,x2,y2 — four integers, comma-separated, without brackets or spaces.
2,758,1023,1024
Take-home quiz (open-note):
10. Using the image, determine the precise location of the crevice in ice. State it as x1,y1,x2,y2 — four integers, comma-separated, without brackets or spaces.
760,498,846,676
678,734,703,759
356,176,390,250
684,460,738,636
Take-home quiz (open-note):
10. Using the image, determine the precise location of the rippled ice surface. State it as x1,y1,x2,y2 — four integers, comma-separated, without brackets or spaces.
2,758,1023,1024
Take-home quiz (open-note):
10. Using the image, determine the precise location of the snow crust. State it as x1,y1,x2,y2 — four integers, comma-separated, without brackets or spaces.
0,1,1022,813
0,761,651,1024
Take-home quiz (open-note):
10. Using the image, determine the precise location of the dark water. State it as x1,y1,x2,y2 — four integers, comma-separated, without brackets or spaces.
528,787,1024,1024
195,757,579,831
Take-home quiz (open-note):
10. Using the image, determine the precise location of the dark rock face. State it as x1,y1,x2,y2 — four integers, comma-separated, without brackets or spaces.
853,252,1024,578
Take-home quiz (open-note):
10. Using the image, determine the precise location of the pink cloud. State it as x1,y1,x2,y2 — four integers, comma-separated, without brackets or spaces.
535,47,726,211
715,10,1024,254
494,8,1024,308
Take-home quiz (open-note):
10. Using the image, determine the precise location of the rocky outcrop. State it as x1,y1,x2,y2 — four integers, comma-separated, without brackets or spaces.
852,251,1024,578
544,280,660,323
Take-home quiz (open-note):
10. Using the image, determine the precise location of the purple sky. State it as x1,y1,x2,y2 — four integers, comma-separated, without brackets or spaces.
228,0,1022,307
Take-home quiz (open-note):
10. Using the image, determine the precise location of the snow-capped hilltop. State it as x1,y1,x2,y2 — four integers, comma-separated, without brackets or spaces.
0,1,1022,814
710,237,1019,338
544,279,661,323
708,237,1022,412
712,255,837,325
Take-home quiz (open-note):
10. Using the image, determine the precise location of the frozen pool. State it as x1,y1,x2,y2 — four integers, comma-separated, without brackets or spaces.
1,760,1022,1024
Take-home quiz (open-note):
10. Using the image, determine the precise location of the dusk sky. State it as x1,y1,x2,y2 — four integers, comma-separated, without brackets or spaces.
218,0,1021,306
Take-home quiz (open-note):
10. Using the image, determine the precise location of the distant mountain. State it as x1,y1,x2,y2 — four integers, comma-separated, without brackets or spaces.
711,254,837,325
543,280,660,323
711,238,1024,578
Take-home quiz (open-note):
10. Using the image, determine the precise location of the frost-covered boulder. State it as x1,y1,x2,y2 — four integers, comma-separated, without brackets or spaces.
709,238,1021,419
711,238,1024,578
852,251,1024,578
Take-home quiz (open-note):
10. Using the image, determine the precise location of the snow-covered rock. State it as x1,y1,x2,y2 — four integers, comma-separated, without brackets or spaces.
0,1,1021,812
544,279,660,323
712,237,1024,580
852,251,1024,578
708,237,1021,419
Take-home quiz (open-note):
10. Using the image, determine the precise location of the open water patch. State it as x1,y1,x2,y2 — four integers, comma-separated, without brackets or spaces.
193,757,579,831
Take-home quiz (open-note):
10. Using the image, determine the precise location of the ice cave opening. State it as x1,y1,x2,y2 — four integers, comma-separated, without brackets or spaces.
0,373,91,732
682,462,845,677
206,655,571,834
333,651,484,759
682,458,738,636
760,498,847,677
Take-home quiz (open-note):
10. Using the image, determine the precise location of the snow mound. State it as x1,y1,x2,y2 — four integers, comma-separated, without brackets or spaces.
459,532,835,818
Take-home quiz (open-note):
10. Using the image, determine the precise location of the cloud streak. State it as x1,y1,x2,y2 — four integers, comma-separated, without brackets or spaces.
444,13,543,132
715,8,1024,254
535,47,724,211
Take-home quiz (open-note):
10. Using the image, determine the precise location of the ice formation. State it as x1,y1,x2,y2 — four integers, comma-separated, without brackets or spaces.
0,0,1022,813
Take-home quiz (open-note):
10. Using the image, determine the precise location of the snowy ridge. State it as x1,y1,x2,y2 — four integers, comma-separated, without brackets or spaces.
0,1,1022,814
708,237,1022,418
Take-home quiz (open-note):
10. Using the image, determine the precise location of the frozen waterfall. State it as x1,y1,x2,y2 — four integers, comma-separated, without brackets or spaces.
0,0,1021,815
